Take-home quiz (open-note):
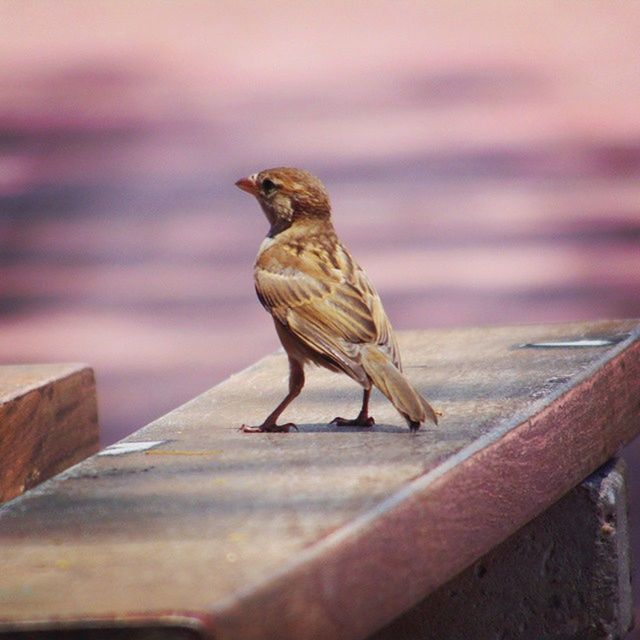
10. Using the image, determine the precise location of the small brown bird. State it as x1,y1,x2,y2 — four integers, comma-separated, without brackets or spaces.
235,167,438,432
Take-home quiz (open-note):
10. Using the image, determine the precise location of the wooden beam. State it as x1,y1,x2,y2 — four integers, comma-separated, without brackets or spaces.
0,321,638,639
0,364,99,503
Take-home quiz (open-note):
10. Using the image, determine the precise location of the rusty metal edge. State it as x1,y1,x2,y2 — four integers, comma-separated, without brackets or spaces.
0,611,213,638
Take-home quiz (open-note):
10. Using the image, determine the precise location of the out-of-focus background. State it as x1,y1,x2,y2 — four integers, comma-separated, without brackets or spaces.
1,0,639,630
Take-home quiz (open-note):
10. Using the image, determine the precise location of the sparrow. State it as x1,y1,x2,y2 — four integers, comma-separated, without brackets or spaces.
235,167,438,433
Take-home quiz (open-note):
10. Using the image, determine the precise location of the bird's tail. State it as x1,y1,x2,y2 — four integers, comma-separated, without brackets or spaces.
360,344,438,428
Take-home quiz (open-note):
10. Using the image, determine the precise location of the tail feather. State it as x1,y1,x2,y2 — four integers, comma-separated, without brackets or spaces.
360,345,438,427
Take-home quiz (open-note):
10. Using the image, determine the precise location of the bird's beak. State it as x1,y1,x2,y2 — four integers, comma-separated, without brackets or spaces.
235,175,259,196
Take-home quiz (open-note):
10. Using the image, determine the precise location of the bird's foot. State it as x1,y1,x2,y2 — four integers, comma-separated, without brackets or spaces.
240,422,298,433
409,421,421,433
330,415,375,427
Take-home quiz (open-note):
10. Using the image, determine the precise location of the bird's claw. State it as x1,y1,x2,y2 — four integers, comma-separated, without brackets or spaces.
330,416,375,427
240,423,298,433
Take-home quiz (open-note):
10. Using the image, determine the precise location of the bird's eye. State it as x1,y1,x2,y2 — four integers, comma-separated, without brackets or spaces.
261,178,277,194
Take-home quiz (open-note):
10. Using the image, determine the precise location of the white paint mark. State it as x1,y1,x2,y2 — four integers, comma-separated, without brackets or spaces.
521,334,630,349
525,339,615,348
98,441,166,456
520,338,619,348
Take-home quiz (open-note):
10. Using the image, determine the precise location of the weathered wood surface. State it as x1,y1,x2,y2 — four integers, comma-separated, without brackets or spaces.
0,321,638,639
0,364,99,503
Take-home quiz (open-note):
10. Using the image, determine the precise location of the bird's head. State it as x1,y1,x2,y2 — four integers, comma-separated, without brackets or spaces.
235,167,331,235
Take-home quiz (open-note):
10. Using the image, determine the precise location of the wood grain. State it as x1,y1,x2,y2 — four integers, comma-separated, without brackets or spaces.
0,364,99,503
0,321,638,639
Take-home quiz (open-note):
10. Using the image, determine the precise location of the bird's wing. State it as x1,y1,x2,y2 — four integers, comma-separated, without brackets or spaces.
255,239,400,380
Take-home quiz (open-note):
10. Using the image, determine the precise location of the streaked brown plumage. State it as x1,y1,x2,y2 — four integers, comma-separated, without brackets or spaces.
235,167,438,432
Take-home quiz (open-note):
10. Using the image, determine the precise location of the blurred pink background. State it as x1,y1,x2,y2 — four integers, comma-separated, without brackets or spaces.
1,1,639,632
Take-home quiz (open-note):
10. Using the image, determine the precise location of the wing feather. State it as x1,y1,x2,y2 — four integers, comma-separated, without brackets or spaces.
255,237,401,380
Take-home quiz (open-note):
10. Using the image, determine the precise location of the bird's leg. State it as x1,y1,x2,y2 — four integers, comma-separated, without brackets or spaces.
331,387,375,427
241,359,304,433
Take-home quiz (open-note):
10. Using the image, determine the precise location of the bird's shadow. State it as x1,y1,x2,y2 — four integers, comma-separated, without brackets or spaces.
290,422,409,434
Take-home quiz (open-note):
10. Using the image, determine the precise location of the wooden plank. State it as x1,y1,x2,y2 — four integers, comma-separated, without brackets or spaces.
0,364,99,503
0,321,638,639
